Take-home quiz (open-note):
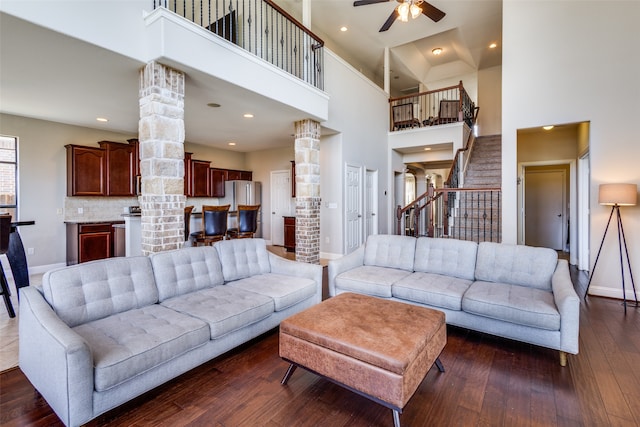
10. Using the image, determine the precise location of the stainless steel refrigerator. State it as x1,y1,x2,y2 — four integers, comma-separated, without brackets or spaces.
221,180,262,237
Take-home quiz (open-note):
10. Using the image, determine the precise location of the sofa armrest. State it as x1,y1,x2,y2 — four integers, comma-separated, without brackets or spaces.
327,245,365,297
551,259,581,354
19,286,94,427
268,252,323,302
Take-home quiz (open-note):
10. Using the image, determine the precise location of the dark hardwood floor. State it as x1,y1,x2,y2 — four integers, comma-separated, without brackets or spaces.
1,266,639,426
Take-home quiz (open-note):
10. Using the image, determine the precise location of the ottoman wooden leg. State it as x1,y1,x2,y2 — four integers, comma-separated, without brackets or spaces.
435,357,445,372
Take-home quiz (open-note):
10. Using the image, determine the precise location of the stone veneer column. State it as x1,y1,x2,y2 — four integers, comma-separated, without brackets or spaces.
138,62,186,255
294,119,321,264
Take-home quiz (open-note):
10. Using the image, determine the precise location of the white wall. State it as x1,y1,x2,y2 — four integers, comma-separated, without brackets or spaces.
503,0,640,300
321,50,390,254
246,145,295,243
320,133,343,257
477,65,502,136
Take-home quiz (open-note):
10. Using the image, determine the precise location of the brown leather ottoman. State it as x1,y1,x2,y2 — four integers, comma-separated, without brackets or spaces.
279,292,446,427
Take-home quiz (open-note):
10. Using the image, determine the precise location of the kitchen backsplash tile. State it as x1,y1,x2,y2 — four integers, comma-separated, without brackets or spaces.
64,197,138,222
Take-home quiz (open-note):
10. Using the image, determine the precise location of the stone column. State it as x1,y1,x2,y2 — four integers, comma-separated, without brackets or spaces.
138,61,186,255
294,119,321,264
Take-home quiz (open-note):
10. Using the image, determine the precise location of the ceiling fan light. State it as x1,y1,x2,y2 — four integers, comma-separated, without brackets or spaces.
410,3,422,19
398,2,410,22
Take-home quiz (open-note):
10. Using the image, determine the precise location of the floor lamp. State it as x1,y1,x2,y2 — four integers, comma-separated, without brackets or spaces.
585,183,638,312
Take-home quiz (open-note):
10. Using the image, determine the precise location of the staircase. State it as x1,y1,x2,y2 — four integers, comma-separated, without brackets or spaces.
397,135,503,243
464,134,502,187
446,135,502,242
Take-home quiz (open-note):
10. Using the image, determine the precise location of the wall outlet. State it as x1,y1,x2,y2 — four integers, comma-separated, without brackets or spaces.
27,248,34,255
77,207,83,214
325,237,330,244
56,208,63,215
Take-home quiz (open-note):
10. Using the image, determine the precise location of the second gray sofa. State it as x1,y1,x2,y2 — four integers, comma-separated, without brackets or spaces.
19,238,322,427
328,235,580,366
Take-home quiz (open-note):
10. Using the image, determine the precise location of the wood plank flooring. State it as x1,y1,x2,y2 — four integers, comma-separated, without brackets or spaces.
1,265,639,426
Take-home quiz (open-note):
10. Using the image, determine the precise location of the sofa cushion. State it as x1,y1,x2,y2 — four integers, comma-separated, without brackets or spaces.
160,285,274,339
42,256,158,327
462,281,560,330
226,273,317,311
335,266,412,298
363,234,416,271
214,238,271,282
72,304,210,392
150,246,224,301
393,272,472,311
475,242,558,291
414,237,478,281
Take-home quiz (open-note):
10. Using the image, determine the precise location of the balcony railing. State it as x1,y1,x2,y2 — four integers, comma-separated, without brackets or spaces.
389,80,477,131
153,0,324,90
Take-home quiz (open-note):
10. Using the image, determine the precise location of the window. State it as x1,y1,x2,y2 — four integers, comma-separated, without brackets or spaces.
0,136,17,219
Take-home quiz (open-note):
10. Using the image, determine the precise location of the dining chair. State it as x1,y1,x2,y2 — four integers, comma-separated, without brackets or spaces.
227,204,260,239
184,205,194,241
194,205,230,246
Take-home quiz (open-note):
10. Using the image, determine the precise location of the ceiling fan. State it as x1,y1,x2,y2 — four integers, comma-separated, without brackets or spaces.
353,0,446,32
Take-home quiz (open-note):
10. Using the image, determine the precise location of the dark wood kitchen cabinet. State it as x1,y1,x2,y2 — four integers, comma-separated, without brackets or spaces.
66,145,106,196
66,140,138,197
284,216,295,252
227,169,252,181
190,159,211,197
99,141,136,196
210,168,228,197
66,222,123,265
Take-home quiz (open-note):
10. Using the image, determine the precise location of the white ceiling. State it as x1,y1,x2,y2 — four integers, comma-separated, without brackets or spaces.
0,1,501,152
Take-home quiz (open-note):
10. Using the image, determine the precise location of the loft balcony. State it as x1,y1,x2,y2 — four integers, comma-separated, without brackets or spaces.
153,0,324,90
388,81,478,154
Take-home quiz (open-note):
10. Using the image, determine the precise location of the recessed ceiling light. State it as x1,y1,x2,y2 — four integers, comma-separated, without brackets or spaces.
424,147,432,151
543,125,554,130
228,142,236,146
340,26,348,32
207,102,221,108
432,48,443,55
96,117,108,122
243,113,254,118
489,42,498,49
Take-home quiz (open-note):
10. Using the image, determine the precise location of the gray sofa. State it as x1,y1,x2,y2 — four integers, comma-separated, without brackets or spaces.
328,235,580,366
19,238,322,427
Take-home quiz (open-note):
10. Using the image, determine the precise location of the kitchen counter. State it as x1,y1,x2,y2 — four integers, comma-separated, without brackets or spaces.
64,219,124,224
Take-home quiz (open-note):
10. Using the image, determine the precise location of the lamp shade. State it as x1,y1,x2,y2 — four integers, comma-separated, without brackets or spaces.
598,183,637,206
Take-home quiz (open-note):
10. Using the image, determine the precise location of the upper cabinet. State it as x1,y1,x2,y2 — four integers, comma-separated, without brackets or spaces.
227,169,252,181
66,145,106,196
210,168,228,198
99,141,136,196
185,156,252,198
68,141,252,198
66,140,138,197
190,160,211,197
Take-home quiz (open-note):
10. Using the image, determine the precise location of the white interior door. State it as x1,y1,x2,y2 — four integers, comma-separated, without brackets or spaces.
365,169,378,238
524,168,566,249
270,170,291,246
345,164,363,253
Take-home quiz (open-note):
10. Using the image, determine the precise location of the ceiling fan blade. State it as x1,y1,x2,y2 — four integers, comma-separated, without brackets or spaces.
421,2,446,22
353,0,390,6
379,9,398,32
